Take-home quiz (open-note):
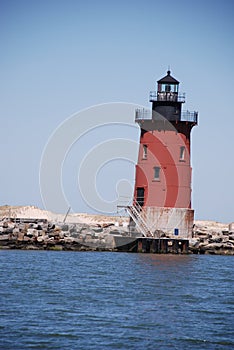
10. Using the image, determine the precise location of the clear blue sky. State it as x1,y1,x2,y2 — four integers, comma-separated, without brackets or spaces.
1,0,234,222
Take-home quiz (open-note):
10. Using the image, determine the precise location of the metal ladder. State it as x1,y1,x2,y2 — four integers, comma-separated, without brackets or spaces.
126,202,154,237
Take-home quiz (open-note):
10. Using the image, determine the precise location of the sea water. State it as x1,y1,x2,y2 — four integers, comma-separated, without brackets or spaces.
0,251,233,349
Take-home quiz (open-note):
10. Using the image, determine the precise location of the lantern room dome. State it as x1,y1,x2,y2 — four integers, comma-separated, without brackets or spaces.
157,70,179,85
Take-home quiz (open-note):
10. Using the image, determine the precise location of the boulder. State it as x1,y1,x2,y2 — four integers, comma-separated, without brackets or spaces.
189,239,200,247
27,229,37,237
63,237,74,243
48,231,57,238
13,228,20,234
102,223,114,228
25,245,39,250
80,227,89,233
222,242,234,249
103,234,115,248
92,227,103,233
17,232,25,241
83,233,92,240
79,233,86,242
37,236,44,243
3,222,8,229
70,232,79,238
109,230,122,235
99,238,106,245
194,229,208,236
208,237,223,243
69,225,77,234
7,222,15,229
48,223,55,230
58,231,65,239
200,243,224,254
39,230,46,237
61,224,69,231
3,228,13,234
63,231,70,237
0,234,9,241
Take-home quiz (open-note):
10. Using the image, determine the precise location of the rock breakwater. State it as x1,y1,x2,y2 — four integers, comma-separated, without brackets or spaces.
190,221,234,255
0,218,130,251
0,206,233,255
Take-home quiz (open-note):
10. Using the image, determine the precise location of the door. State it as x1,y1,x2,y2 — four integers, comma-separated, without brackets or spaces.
136,187,145,206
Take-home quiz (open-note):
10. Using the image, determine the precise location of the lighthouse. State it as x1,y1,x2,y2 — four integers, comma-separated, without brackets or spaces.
129,70,198,239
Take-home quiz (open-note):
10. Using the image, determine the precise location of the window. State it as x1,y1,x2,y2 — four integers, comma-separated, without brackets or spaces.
153,166,160,180
180,146,185,161
143,145,148,159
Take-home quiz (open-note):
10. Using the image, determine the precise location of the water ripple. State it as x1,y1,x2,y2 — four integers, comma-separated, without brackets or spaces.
0,251,233,349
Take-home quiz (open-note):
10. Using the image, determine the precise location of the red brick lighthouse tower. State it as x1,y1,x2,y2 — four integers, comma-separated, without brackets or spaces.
130,70,198,239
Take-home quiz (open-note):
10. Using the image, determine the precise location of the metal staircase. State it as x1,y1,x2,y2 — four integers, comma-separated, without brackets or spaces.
126,202,154,238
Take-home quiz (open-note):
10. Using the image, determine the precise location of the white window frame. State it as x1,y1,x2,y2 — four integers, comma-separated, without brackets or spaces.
153,166,160,181
143,145,148,159
180,146,185,161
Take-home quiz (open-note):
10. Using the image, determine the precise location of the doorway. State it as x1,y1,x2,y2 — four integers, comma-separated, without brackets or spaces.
136,187,145,206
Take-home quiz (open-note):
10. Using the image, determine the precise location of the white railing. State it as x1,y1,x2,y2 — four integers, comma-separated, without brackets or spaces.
150,91,185,103
181,111,198,123
135,108,198,124
135,108,152,120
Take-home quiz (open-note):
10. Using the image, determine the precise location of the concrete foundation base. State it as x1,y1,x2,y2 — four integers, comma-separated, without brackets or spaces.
114,236,189,254
129,207,194,239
